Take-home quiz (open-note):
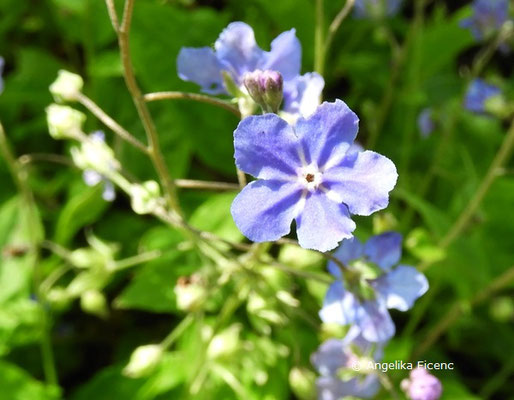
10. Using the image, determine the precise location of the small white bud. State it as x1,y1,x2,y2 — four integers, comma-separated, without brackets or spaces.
80,289,108,318
207,324,241,360
46,104,86,139
71,131,119,175
174,275,206,311
123,344,163,378
130,180,163,215
50,70,84,102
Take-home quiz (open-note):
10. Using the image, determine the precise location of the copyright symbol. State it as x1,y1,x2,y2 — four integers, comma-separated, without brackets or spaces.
351,360,361,371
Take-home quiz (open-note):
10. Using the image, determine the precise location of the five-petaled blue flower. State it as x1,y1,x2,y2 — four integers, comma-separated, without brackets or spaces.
319,232,428,342
460,0,510,41
177,22,324,117
230,100,398,252
311,331,384,400
354,0,403,18
464,78,501,114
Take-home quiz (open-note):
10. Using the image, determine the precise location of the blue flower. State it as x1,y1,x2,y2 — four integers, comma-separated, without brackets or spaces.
82,131,116,202
0,56,4,94
230,100,397,252
417,108,435,138
177,22,324,117
464,78,501,114
460,0,510,41
319,232,428,342
354,0,403,18
311,331,383,400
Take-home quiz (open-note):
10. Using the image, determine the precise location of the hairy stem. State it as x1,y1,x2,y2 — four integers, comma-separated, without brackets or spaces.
144,91,241,117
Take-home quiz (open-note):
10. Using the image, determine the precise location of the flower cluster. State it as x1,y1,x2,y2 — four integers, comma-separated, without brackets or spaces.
177,22,324,119
311,332,383,399
320,232,428,342
460,0,510,42
401,367,443,400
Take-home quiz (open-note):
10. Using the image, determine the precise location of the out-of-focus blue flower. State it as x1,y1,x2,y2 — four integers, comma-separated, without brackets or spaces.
0,56,5,94
401,367,443,400
311,331,383,400
177,22,324,117
417,108,435,138
82,131,116,202
230,100,397,252
319,232,428,342
460,0,509,41
354,0,403,19
464,78,501,114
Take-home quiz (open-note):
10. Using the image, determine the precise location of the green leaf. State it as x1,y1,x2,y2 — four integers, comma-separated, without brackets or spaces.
0,360,60,400
189,192,242,243
54,185,109,245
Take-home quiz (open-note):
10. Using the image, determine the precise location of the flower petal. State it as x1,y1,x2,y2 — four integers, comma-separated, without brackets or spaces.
311,339,346,376
234,113,302,179
102,181,116,202
357,300,395,343
364,232,403,271
231,180,302,242
327,237,364,278
295,100,359,168
214,22,263,79
83,170,102,186
319,281,360,326
316,375,380,400
322,150,398,216
260,29,301,80
177,47,225,94
283,72,325,118
296,192,356,252
372,265,429,311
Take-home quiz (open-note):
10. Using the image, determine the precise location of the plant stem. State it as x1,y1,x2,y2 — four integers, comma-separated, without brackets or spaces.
114,0,182,215
76,92,148,154
174,179,240,191
438,115,514,250
314,0,325,74
161,314,195,349
323,0,356,69
113,250,162,270
144,91,241,117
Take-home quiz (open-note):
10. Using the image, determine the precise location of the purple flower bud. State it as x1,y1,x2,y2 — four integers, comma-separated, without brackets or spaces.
243,69,283,113
417,108,435,138
401,367,442,400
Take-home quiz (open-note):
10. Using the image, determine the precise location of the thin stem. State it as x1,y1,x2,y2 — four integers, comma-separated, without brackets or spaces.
113,0,182,215
324,0,356,61
113,250,162,270
414,265,514,357
19,153,72,167
105,0,120,32
144,92,240,117
314,0,325,74
161,314,195,349
437,115,514,251
175,179,240,191
76,92,148,154
236,169,247,188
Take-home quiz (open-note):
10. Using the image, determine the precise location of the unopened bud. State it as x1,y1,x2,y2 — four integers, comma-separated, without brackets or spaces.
46,104,85,139
207,324,241,360
80,289,108,318
289,367,316,400
71,131,120,175
123,344,163,378
129,180,163,215
174,275,206,311
50,70,83,102
243,69,283,113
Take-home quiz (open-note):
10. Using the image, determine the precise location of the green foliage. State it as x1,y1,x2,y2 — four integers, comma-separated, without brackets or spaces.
0,0,514,399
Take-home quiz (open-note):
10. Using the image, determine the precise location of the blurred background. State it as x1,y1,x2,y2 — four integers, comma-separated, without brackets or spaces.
0,0,513,399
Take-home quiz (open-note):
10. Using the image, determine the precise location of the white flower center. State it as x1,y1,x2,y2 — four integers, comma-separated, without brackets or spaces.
298,163,322,191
